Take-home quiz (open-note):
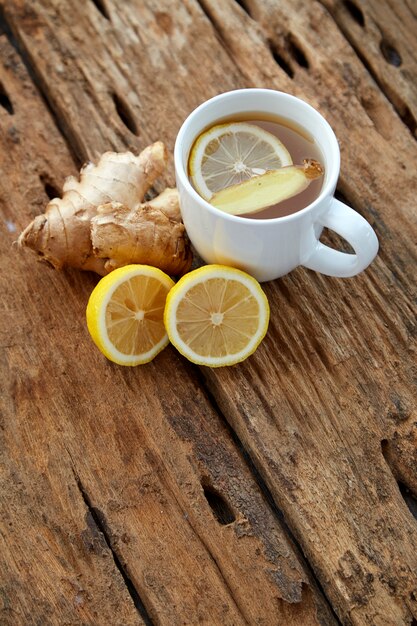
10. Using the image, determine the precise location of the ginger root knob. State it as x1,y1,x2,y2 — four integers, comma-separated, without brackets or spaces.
18,142,192,277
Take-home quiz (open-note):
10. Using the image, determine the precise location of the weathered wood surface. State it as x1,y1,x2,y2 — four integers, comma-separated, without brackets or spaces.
0,0,416,624
0,37,335,626
321,0,417,137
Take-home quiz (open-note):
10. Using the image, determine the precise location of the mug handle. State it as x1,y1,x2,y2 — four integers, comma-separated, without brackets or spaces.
302,198,379,277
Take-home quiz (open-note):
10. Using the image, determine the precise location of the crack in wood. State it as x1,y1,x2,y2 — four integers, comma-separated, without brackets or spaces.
287,34,309,70
269,41,294,79
74,475,155,626
343,0,365,27
401,103,417,136
90,0,110,21
268,33,310,78
232,0,253,18
395,479,417,523
398,482,417,521
39,173,60,201
201,480,237,525
380,439,417,522
112,91,139,136
0,80,13,114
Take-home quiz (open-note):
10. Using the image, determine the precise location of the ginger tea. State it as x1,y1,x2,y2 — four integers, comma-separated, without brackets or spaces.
188,112,325,219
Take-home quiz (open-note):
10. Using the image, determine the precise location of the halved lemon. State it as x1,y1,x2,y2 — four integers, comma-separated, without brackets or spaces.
189,122,292,200
86,264,174,366
164,265,270,367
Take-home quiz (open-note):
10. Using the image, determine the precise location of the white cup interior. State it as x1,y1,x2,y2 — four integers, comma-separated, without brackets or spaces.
175,89,340,220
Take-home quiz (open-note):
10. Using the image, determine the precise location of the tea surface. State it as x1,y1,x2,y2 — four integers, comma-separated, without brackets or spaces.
189,113,324,219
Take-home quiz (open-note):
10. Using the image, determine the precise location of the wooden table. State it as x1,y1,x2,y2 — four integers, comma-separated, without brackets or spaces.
1,1,416,624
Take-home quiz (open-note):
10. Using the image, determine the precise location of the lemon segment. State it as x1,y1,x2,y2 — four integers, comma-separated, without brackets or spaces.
164,265,270,367
189,122,292,200
86,264,174,366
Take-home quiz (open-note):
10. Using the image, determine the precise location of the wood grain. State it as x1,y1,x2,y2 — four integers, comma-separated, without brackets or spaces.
0,35,143,626
0,0,416,624
0,6,336,625
192,0,417,623
320,0,417,137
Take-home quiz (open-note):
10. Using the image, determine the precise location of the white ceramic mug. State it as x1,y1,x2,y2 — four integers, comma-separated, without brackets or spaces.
174,89,378,282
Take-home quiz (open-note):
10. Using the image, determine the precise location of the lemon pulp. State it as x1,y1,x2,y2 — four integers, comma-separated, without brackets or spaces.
87,265,174,365
189,122,292,200
164,265,270,367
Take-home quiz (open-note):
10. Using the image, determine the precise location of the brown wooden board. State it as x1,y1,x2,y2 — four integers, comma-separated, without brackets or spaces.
1,0,416,624
320,0,417,138
0,33,144,626
0,9,335,626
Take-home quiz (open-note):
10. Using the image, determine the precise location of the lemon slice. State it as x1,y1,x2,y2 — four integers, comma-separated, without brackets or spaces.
189,122,292,200
86,264,174,366
164,265,270,367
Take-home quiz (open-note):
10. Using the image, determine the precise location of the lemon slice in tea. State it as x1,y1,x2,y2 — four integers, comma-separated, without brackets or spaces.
164,265,270,367
189,122,292,200
86,264,174,365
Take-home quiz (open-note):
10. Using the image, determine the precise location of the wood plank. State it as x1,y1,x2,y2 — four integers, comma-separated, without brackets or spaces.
0,421,145,626
0,9,336,625
1,0,416,623
320,0,417,137
0,35,144,626
189,0,417,623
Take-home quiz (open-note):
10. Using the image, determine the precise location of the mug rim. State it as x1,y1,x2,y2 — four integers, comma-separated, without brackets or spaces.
174,88,340,224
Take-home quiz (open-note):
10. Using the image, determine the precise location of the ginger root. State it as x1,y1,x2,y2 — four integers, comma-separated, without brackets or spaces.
18,142,192,276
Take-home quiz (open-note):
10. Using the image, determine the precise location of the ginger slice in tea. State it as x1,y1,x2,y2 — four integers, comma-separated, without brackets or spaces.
211,159,324,216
